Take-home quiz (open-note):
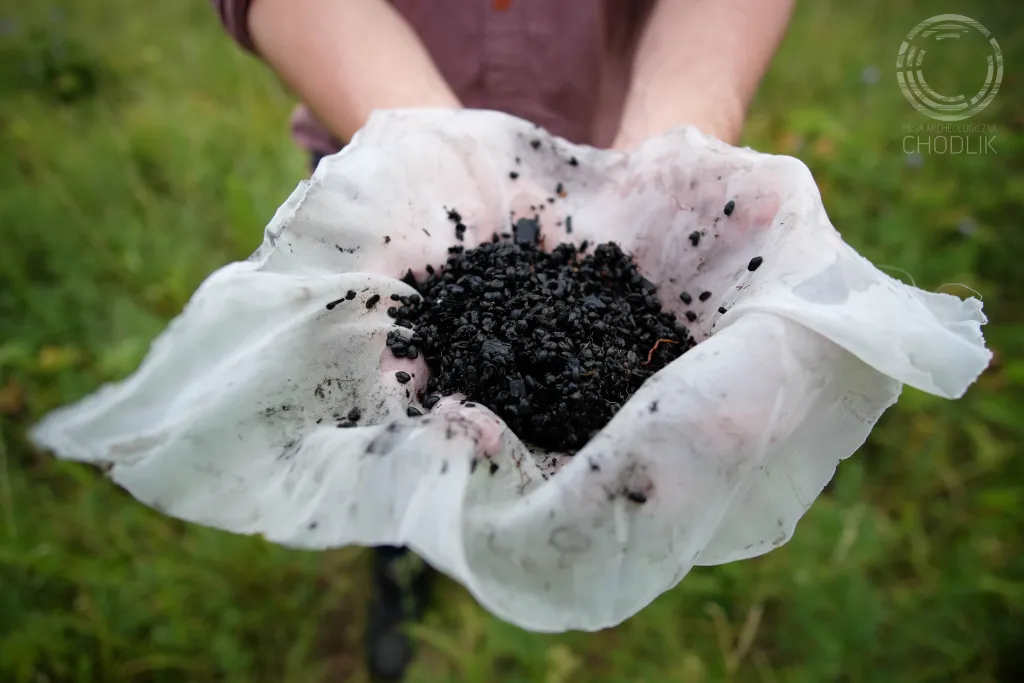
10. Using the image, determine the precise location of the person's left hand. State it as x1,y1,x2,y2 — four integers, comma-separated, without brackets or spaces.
31,109,989,633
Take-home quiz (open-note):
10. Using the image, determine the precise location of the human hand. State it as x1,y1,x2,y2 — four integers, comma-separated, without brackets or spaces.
611,0,796,150
32,109,989,634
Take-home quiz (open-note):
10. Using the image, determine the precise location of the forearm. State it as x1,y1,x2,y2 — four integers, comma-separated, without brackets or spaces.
249,0,460,143
614,0,795,148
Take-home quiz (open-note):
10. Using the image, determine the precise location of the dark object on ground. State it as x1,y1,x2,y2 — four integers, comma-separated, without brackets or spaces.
365,546,433,683
388,227,693,452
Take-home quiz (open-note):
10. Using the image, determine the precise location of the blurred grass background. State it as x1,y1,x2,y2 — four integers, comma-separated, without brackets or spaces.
1,0,1022,681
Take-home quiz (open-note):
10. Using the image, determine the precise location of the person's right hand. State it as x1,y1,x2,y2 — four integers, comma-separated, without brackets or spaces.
33,109,989,634
250,0,461,143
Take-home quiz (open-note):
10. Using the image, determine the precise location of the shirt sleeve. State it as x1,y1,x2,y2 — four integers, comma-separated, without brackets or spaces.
210,0,258,54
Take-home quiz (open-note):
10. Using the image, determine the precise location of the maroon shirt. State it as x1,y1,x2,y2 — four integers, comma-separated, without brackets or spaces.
212,0,652,154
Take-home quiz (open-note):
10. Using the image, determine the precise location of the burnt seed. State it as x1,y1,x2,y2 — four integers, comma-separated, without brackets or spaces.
326,297,345,310
406,406,423,417
724,200,735,216
565,216,573,234
748,256,763,271
699,291,712,302
685,310,697,322
347,407,362,422
346,290,357,300
626,490,648,504
679,291,692,305
513,218,541,245
384,228,691,452
395,371,411,384
365,294,381,309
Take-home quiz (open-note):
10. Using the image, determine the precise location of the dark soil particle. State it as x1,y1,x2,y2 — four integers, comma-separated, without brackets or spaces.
386,227,693,452
346,290,357,300
679,291,692,305
718,306,728,314
384,235,391,244
689,231,701,247
509,171,519,180
748,256,763,271
530,139,541,149
685,311,697,322
698,291,712,302
724,200,735,216
568,156,578,166
406,406,423,417
347,407,362,422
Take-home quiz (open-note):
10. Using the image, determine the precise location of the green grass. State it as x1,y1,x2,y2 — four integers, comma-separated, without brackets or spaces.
1,1,1022,681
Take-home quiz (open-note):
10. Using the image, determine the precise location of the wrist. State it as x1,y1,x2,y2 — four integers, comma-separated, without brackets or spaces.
612,91,745,150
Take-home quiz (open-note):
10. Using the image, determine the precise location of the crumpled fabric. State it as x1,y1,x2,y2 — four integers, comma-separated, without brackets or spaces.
32,109,991,632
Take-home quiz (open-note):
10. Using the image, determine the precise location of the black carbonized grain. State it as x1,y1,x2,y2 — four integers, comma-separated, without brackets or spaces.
387,224,692,452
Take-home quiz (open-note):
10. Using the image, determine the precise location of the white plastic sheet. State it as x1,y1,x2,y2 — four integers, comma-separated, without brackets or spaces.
32,109,991,632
